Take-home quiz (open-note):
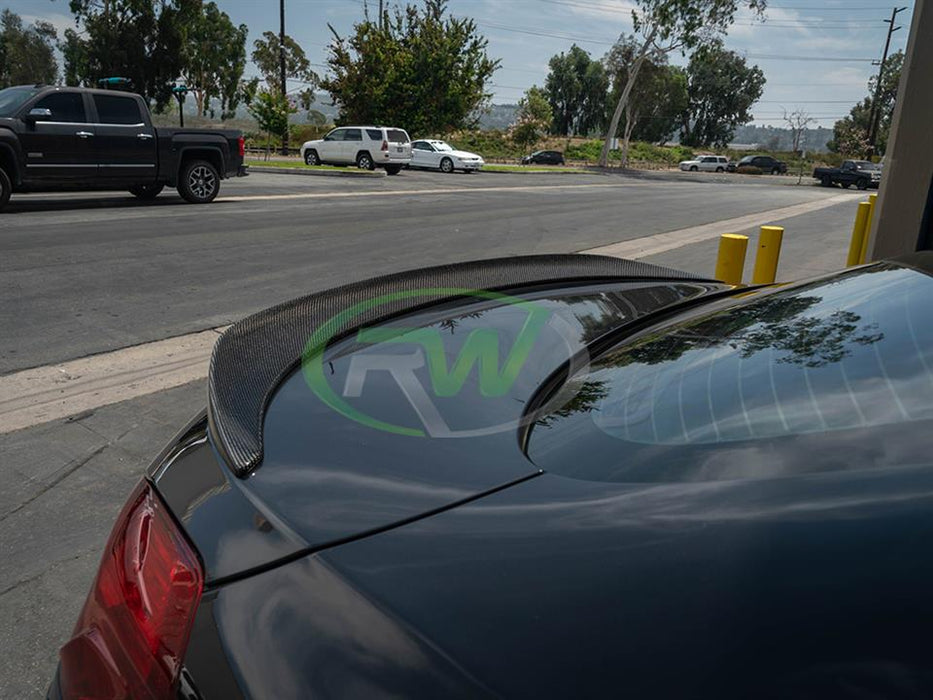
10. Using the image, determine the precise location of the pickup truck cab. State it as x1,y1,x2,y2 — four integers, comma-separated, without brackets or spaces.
0,84,247,210
812,160,881,190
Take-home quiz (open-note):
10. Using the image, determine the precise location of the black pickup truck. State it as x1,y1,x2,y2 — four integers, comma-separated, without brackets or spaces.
0,84,247,211
812,160,881,190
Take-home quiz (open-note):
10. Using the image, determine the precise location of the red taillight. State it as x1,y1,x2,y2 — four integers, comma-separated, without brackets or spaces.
59,481,203,700
381,139,388,152
237,135,245,157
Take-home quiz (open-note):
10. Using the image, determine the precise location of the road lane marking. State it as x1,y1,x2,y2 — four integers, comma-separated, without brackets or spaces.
2,191,857,433
580,192,858,259
218,182,644,202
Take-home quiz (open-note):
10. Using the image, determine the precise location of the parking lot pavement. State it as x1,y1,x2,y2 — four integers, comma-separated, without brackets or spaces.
0,380,205,699
0,168,865,695
642,196,864,282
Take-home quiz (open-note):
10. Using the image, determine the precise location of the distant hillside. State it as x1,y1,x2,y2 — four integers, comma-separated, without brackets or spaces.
730,124,834,153
478,103,519,130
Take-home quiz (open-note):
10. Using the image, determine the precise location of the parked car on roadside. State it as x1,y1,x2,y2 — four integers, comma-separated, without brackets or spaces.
49,250,933,699
813,160,881,190
727,154,787,174
300,126,412,174
410,139,484,173
678,155,729,172
522,150,565,165
0,84,247,211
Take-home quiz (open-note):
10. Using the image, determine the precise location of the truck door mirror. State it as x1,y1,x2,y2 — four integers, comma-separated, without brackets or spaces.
25,107,52,125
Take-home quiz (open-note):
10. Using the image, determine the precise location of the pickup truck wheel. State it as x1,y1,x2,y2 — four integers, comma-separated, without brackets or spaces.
356,152,375,170
129,183,164,200
856,178,869,190
820,175,833,187
178,160,220,204
304,150,320,166
0,168,10,211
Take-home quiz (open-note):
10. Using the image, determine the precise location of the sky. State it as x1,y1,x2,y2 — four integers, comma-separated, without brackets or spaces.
9,0,916,128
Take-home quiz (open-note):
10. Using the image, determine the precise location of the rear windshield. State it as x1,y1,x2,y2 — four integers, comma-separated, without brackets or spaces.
386,129,409,143
528,265,933,483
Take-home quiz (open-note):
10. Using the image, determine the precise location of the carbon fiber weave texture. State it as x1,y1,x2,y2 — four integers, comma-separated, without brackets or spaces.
208,254,708,476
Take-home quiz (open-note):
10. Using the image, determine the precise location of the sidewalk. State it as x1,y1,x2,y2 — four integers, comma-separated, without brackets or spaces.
641,196,862,282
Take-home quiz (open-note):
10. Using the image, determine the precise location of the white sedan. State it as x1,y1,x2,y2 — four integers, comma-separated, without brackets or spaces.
410,140,484,173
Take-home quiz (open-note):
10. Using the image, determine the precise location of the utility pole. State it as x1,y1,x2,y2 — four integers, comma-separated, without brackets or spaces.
866,6,907,158
280,0,289,155
379,0,384,29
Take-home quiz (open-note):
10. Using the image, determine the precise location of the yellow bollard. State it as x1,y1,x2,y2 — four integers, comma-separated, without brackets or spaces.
847,201,872,267
751,225,784,284
858,193,878,264
715,234,749,286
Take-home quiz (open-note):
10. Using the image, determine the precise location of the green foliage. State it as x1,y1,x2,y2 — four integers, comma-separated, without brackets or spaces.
828,51,902,156
544,45,608,136
604,34,687,154
680,42,765,147
322,0,499,134
180,2,248,118
564,138,693,164
247,88,295,151
599,0,766,166
0,10,58,88
64,0,190,109
446,130,518,158
510,87,553,152
251,30,318,113
632,0,767,51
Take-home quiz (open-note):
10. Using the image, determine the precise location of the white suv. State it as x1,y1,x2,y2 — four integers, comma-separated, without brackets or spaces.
679,155,729,172
300,126,412,174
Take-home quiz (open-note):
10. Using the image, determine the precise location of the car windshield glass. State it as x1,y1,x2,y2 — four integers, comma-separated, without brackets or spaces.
0,86,42,117
432,142,453,151
527,264,933,483
854,161,880,170
739,156,754,164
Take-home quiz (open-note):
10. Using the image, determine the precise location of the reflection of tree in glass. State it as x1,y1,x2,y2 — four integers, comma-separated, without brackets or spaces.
734,309,883,368
535,379,609,428
602,293,883,369
436,310,488,335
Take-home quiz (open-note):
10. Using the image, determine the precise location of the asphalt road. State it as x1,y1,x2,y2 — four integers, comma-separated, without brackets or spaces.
0,168,863,697
0,169,848,375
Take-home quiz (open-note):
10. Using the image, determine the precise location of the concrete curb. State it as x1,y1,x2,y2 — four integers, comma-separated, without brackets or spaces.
480,168,594,175
248,165,387,178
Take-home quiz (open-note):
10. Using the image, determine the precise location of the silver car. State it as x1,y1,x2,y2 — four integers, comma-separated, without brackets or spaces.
679,155,729,172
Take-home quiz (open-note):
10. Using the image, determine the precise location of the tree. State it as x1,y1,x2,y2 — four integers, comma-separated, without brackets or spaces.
782,107,815,154
322,0,499,135
826,99,872,156
604,35,687,164
680,43,765,148
247,88,295,159
180,2,248,118
598,0,766,166
0,10,58,88
828,50,903,156
63,0,191,110
510,87,553,153
544,45,608,136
